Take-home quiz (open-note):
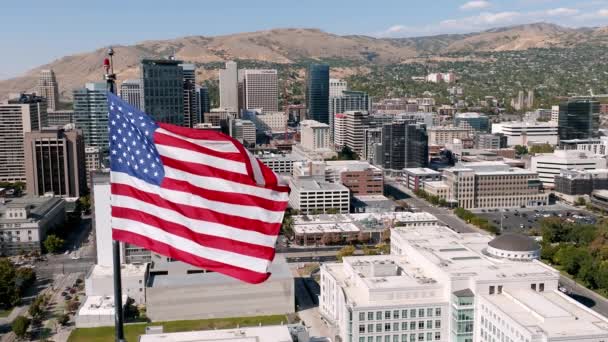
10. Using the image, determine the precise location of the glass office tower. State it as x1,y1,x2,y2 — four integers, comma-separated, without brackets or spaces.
73,83,108,151
306,64,330,124
140,59,184,125
558,98,600,141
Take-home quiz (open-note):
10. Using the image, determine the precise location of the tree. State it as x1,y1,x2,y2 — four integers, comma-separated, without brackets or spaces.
43,234,64,254
57,313,69,326
124,298,140,321
575,197,587,206
15,267,36,292
0,258,20,308
380,228,391,243
514,145,528,156
337,245,356,261
11,316,30,340
376,243,390,255
337,146,359,160
529,144,554,154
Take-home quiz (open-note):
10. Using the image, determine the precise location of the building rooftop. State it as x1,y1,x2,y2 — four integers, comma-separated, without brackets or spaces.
482,290,608,339
488,233,540,252
403,167,441,176
0,197,64,224
325,160,381,173
294,178,349,191
78,295,127,317
293,212,437,234
293,222,359,235
392,226,558,282
323,255,445,306
88,263,148,278
456,112,486,118
139,325,293,342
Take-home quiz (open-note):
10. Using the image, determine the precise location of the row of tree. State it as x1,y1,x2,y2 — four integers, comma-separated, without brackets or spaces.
454,207,500,234
414,189,449,207
0,259,36,309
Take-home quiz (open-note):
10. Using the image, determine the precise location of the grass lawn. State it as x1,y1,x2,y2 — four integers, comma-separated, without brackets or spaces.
0,307,12,317
68,314,289,342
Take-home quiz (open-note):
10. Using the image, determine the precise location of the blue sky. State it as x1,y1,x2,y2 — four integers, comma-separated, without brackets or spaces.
1,0,608,79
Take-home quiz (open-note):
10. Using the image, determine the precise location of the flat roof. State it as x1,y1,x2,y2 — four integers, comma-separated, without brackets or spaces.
392,226,558,282
78,295,127,317
482,290,608,339
294,222,359,234
293,212,438,226
89,263,148,278
293,179,349,191
139,325,293,342
0,197,64,224
403,167,441,175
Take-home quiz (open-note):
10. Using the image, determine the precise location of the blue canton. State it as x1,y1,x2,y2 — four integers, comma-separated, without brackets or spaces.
108,93,164,186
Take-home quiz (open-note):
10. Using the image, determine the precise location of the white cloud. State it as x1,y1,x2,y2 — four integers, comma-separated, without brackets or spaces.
545,7,579,16
574,8,608,20
460,0,491,10
440,11,521,30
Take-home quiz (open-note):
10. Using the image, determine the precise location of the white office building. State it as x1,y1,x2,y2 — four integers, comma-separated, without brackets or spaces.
330,78,348,97
229,119,256,146
300,120,331,150
241,69,278,112
257,153,304,175
256,111,287,132
219,61,238,111
491,121,558,146
531,150,608,187
321,225,608,342
288,177,350,214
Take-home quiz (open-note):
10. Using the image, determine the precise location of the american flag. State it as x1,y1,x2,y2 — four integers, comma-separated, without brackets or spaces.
107,93,290,284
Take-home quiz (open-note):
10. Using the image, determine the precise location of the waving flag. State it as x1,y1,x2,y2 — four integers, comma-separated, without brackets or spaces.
107,93,289,284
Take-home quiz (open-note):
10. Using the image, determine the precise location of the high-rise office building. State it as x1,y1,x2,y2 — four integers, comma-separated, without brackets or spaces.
37,69,59,111
306,64,330,125
228,118,256,147
180,63,198,128
382,122,428,171
558,98,600,141
219,61,238,111
330,91,370,141
363,128,382,163
85,146,103,186
119,79,142,110
140,59,184,125
24,128,86,197
196,85,210,123
241,69,278,112
73,83,108,151
329,78,347,97
0,94,46,182
454,112,490,133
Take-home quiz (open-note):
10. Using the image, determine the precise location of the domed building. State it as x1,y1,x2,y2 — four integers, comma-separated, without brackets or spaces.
485,233,540,261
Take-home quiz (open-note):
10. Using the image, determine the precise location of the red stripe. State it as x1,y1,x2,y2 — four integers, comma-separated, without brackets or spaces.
112,229,270,284
112,206,275,260
162,177,287,211
161,156,256,185
154,131,246,163
111,183,282,235
158,122,236,141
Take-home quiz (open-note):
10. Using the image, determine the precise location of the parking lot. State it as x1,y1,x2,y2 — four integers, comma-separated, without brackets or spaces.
472,205,597,233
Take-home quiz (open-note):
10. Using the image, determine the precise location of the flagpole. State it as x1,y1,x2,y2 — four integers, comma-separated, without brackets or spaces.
105,47,125,342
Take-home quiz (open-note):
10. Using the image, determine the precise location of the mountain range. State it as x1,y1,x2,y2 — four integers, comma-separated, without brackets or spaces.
1,22,607,101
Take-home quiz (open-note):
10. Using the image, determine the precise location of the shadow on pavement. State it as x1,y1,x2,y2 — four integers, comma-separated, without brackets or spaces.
569,293,596,308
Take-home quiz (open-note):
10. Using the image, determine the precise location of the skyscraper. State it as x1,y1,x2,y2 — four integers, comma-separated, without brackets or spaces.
119,79,142,110
219,61,238,111
382,122,428,171
329,78,347,97
330,90,370,142
37,69,59,111
558,98,600,141
241,69,278,112
0,94,46,182
24,127,86,197
181,64,197,128
140,59,184,125
306,64,330,124
73,82,108,151
196,85,210,123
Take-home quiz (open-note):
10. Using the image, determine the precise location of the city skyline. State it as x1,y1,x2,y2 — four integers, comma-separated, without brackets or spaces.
2,0,608,79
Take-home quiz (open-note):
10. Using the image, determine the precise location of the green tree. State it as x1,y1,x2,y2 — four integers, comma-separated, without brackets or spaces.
540,217,570,244
15,267,36,292
574,197,587,206
11,316,30,339
337,146,359,160
514,145,528,156
43,234,64,254
0,258,20,308
337,245,356,261
529,144,554,154
376,243,390,255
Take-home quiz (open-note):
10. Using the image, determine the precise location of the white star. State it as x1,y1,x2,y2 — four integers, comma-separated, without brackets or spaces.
116,114,120,119
127,146,131,152
130,119,135,123
135,150,140,155
111,150,117,155
154,172,158,177
140,122,146,127
139,116,143,120
151,163,156,168
134,164,138,170
118,106,122,111
132,141,137,146
128,132,132,137
112,135,117,141
131,155,135,161
111,120,116,126
122,137,127,143
122,122,127,128
118,143,122,149
122,152,127,157
117,128,122,134
139,159,145,164
118,158,122,163
144,131,149,136
128,112,133,116
147,153,151,159
127,161,130,166
143,168,148,173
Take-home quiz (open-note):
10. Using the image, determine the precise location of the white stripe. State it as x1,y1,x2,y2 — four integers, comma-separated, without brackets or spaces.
247,150,265,186
112,194,277,247
157,128,239,153
164,166,289,202
112,217,269,273
111,171,285,223
156,144,247,175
